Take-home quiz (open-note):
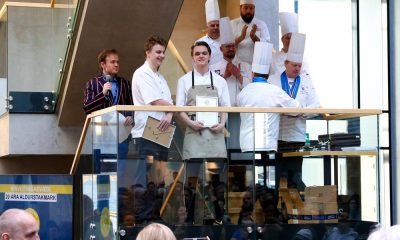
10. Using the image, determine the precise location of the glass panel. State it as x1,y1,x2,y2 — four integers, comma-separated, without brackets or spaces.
3,2,78,113
280,0,354,108
82,109,380,239
82,174,94,239
0,9,7,116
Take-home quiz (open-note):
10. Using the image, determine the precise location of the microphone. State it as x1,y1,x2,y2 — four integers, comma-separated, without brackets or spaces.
104,74,112,96
104,74,112,82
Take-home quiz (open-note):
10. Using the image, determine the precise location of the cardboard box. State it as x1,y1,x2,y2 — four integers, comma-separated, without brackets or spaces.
279,186,339,224
305,185,337,203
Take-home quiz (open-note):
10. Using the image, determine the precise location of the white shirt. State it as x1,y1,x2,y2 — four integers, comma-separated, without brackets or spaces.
210,56,252,106
237,81,301,152
269,72,320,142
270,49,311,76
231,17,270,64
131,61,173,138
176,69,231,107
196,35,223,66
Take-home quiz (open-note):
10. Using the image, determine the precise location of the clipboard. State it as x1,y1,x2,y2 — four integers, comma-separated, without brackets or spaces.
142,116,176,148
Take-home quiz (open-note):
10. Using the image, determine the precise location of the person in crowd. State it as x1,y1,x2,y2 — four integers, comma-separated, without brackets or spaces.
83,49,134,118
323,212,359,240
176,41,230,224
237,42,301,153
136,223,177,240
231,0,270,65
0,208,40,240
291,228,314,240
196,0,223,66
82,48,134,157
271,12,311,75
211,17,252,107
270,33,320,191
130,35,174,223
131,35,174,160
368,225,400,240
176,41,230,160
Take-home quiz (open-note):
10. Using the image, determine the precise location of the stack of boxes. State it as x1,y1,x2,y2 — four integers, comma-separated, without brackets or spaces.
278,179,339,224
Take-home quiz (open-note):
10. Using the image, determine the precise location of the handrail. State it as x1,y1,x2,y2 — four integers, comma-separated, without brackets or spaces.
168,40,190,73
70,117,91,175
0,1,77,19
70,105,382,175
87,105,382,118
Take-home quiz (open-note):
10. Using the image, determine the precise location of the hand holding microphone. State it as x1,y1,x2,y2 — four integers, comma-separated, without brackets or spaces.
102,74,112,96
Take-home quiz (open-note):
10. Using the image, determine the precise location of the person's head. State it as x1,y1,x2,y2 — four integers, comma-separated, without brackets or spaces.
122,213,135,227
144,35,167,69
292,228,313,240
220,43,236,60
204,0,220,39
0,209,40,240
284,60,302,78
98,49,119,76
136,223,176,240
240,0,255,24
368,225,400,240
207,20,220,40
191,41,212,68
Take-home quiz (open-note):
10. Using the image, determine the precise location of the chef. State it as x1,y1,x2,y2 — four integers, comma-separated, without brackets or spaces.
231,0,270,65
271,12,310,75
238,42,301,153
270,33,320,191
210,16,252,107
195,0,223,66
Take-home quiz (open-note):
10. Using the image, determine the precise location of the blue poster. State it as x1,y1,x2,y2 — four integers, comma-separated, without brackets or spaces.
0,175,73,240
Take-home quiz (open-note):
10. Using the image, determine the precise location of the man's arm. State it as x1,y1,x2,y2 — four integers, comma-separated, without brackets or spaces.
83,78,112,114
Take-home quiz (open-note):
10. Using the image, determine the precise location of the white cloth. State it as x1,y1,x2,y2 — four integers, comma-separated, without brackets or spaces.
269,72,320,142
210,56,252,106
270,50,311,76
237,82,301,152
131,61,173,138
231,17,270,64
176,69,231,107
195,35,223,66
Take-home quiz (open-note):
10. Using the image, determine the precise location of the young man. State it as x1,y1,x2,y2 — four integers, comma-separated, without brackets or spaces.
130,35,174,224
83,49,134,123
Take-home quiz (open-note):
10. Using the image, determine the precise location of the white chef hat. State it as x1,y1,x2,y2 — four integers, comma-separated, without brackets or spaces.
240,0,255,5
219,17,234,45
279,12,298,36
252,42,273,74
286,33,306,63
205,0,220,23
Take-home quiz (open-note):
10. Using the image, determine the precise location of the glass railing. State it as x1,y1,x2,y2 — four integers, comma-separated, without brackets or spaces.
0,1,78,115
73,106,381,240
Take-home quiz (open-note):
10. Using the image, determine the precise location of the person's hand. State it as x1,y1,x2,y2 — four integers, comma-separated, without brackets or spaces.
157,113,173,132
189,120,204,131
223,62,233,78
230,63,242,79
102,82,112,95
124,116,134,126
236,25,248,44
210,123,224,133
250,24,259,42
